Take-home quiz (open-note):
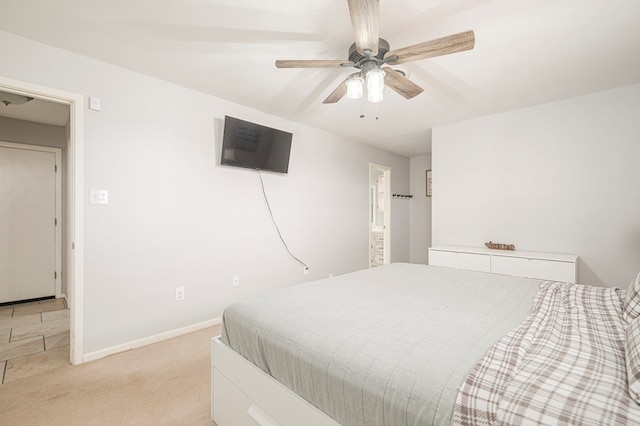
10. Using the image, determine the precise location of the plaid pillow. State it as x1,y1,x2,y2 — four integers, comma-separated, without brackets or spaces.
623,273,640,323
626,316,640,404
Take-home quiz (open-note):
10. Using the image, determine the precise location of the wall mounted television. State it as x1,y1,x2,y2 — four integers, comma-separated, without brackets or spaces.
220,116,292,174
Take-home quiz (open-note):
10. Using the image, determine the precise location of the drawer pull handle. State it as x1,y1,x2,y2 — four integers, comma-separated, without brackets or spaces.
247,405,279,426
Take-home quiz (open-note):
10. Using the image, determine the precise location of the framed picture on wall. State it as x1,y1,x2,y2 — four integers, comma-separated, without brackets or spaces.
426,170,432,197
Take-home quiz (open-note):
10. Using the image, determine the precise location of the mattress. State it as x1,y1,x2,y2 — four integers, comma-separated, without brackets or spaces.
221,263,542,426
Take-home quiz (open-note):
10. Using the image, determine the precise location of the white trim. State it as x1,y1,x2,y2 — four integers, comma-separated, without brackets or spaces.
84,317,222,363
69,89,84,366
0,75,85,365
0,142,62,299
53,147,63,298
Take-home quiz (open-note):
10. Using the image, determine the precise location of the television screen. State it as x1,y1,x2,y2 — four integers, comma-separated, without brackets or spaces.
220,116,292,174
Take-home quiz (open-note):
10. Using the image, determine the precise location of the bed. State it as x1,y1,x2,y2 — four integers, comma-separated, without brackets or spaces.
211,263,640,425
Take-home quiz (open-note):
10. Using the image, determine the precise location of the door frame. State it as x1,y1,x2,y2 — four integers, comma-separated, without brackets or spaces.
369,163,391,265
0,141,62,299
0,76,85,365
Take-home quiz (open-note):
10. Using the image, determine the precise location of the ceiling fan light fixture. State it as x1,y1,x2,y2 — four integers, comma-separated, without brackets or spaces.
366,68,385,103
346,75,364,99
0,91,34,106
275,2,475,106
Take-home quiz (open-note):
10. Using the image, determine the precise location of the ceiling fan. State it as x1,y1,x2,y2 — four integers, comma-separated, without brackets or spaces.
275,0,475,104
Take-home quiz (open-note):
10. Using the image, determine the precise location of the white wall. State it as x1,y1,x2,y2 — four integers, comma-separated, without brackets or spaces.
432,84,640,288
409,155,431,264
0,30,410,355
390,179,411,263
0,116,66,148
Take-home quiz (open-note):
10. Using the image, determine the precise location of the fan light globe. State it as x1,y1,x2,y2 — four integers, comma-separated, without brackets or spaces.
346,76,364,99
367,69,385,103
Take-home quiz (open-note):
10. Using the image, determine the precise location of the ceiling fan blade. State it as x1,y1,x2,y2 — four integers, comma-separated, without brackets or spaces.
322,73,359,104
276,59,354,69
347,0,380,55
386,30,475,65
383,68,424,100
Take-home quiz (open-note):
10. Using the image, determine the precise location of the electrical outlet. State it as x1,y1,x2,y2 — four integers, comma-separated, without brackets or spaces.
175,286,184,301
89,189,109,205
303,266,309,275
232,275,239,287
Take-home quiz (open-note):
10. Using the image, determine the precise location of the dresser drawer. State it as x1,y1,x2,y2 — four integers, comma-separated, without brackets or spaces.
491,255,576,282
429,249,491,273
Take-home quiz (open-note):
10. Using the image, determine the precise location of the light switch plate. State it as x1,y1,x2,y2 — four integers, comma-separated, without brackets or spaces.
89,96,101,111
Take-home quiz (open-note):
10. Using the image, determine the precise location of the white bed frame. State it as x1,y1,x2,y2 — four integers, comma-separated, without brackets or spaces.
211,337,341,426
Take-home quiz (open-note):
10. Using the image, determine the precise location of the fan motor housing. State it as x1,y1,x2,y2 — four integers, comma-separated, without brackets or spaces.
348,38,390,67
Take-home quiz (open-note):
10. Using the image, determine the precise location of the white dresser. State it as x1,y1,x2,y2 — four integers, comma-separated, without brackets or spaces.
428,245,578,283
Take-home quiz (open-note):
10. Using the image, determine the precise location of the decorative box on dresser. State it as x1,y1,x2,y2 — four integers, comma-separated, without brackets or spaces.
428,245,578,283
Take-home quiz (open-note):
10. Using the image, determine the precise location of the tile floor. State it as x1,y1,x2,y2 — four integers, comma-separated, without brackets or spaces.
0,298,70,384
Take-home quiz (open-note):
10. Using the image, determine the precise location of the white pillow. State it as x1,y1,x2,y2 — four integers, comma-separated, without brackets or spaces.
623,273,640,323
626,316,640,404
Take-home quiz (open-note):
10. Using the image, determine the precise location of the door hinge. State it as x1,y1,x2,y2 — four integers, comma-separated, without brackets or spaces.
54,218,58,226
54,271,57,279
55,164,58,172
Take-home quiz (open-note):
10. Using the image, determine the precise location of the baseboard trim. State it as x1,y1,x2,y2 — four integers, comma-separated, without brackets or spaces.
83,317,222,363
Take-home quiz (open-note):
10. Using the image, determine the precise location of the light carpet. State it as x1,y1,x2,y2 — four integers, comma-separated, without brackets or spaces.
0,325,220,426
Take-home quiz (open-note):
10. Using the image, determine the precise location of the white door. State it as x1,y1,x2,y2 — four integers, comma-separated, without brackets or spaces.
0,143,61,303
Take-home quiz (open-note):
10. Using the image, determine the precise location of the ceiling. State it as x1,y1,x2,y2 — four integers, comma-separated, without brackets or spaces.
1,0,639,157
0,93,70,126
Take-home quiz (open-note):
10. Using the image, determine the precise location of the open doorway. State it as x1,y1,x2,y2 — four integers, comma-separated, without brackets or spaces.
0,142,62,303
369,163,391,267
0,76,84,366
